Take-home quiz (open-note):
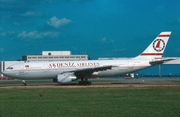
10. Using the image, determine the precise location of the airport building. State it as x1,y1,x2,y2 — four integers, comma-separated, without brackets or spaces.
22,51,89,61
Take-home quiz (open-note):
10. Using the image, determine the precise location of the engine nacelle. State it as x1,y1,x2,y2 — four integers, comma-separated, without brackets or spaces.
53,73,77,83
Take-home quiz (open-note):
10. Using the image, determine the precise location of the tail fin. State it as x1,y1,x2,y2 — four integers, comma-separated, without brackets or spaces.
136,32,171,59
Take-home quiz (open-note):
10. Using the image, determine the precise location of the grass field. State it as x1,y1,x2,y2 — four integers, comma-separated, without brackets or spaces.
0,87,180,117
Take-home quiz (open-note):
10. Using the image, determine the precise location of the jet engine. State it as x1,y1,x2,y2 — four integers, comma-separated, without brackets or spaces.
53,73,77,83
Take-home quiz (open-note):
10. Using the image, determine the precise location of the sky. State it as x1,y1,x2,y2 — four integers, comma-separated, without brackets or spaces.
0,0,180,61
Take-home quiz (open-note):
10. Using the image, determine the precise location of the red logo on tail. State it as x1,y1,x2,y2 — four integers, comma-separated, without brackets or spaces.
156,40,161,48
153,39,165,52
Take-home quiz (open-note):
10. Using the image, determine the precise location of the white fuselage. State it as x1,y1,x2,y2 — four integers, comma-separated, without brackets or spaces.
2,58,151,80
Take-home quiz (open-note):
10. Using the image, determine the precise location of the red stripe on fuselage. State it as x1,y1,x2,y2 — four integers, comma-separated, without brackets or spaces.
141,53,163,56
158,34,170,37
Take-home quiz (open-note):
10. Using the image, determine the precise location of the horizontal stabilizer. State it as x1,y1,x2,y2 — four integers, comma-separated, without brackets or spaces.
149,58,176,65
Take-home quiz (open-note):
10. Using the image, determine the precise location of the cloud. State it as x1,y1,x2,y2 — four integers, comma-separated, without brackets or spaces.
101,37,107,42
0,48,4,52
0,32,6,37
22,12,39,17
21,11,47,18
18,31,60,39
166,18,180,25
0,0,50,22
47,16,72,28
0,0,16,3
0,30,15,37
100,37,114,43
68,0,92,2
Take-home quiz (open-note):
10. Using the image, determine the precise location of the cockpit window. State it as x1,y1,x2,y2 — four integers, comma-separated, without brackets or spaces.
7,67,13,70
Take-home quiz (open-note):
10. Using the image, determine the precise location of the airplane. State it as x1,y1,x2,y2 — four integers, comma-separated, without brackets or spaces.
2,32,174,86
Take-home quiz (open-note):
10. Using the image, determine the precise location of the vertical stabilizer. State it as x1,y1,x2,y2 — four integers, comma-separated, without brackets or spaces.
136,32,171,59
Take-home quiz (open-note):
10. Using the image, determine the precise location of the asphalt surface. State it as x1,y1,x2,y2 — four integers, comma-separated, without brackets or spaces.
0,78,180,88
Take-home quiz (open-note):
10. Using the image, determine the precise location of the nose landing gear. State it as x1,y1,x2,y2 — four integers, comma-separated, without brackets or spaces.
22,80,27,86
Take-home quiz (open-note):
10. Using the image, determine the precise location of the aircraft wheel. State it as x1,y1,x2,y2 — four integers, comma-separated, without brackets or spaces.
87,81,92,85
79,81,83,85
22,83,27,86
79,81,91,85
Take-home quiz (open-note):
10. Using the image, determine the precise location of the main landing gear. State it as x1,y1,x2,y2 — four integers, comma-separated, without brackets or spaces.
22,80,27,86
78,77,92,85
78,81,92,85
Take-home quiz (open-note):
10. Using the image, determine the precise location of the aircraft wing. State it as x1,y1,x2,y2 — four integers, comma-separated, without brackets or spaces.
62,65,112,78
74,66,112,72
149,58,176,65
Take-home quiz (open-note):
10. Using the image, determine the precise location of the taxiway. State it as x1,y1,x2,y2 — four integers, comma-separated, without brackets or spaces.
0,78,180,88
